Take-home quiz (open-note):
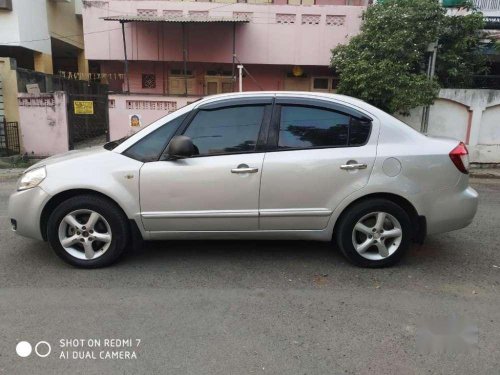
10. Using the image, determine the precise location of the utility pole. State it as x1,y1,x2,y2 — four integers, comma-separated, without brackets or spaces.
421,41,438,133
237,64,244,92
120,21,130,94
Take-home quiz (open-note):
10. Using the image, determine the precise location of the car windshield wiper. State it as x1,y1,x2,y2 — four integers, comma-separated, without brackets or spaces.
103,136,129,150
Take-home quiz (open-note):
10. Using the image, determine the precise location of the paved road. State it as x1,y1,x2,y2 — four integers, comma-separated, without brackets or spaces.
0,178,499,375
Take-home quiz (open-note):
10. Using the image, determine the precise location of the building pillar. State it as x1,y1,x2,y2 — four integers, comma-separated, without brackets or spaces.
77,50,89,80
467,106,484,147
33,52,53,74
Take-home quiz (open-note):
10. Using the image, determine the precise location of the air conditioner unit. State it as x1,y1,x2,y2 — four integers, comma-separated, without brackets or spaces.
168,77,196,96
0,0,12,11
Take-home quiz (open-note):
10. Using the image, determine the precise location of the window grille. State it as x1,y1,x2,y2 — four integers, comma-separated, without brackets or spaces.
326,15,345,26
276,14,296,24
137,9,157,17
302,14,320,25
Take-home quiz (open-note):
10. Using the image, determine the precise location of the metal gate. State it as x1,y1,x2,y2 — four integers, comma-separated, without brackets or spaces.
67,93,109,150
0,120,20,156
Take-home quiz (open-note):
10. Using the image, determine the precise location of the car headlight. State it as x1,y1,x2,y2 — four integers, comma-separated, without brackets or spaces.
17,166,47,191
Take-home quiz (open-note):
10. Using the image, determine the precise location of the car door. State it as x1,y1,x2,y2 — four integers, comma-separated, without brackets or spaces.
259,97,377,230
139,97,273,232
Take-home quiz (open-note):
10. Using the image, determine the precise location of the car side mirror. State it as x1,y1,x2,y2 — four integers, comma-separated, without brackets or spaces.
166,135,196,159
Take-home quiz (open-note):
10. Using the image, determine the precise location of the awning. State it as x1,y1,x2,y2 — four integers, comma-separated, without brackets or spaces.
102,15,250,23
107,14,245,94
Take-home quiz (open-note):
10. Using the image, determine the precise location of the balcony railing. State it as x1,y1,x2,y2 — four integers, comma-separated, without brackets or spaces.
472,75,500,89
484,16,500,29
473,0,500,10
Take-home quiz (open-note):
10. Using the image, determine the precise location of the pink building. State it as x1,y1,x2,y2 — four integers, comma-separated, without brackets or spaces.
82,0,367,138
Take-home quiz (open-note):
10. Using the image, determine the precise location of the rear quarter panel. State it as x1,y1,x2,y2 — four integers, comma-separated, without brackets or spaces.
325,116,464,239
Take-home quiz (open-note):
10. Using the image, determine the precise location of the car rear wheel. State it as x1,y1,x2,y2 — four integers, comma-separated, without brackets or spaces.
335,199,412,267
47,195,129,268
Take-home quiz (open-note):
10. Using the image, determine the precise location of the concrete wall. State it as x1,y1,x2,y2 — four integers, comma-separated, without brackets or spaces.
83,1,364,66
396,89,500,163
108,94,196,140
0,57,20,123
47,0,85,50
17,92,69,156
0,0,51,54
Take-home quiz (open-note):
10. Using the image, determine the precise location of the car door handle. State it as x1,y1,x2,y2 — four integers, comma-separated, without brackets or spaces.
340,163,367,170
231,167,259,174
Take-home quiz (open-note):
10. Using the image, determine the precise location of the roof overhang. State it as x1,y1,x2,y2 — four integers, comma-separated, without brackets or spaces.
102,15,249,23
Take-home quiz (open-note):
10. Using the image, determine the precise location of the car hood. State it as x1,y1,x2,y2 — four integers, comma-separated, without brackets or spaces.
25,147,110,173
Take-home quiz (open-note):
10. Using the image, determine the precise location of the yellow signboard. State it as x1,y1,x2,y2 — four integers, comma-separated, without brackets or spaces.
74,100,94,115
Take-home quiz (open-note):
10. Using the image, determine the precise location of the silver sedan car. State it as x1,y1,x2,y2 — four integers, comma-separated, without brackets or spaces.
8,92,478,268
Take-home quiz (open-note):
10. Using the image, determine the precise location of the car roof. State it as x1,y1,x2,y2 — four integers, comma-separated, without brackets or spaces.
196,91,381,116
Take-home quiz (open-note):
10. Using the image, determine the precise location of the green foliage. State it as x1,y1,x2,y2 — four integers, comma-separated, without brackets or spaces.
331,0,487,114
437,12,487,87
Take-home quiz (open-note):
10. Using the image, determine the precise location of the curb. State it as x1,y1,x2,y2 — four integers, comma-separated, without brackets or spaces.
470,172,500,180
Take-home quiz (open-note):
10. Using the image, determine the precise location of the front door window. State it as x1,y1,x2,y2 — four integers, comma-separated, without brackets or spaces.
183,105,265,155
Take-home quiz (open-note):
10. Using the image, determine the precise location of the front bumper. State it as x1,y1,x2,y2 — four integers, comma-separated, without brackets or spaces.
8,186,52,241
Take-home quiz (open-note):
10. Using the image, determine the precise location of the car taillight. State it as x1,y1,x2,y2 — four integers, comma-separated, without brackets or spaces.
449,142,469,174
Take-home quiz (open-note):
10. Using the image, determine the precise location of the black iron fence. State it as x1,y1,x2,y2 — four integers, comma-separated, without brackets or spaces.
472,75,500,89
67,94,109,148
0,120,20,156
16,68,108,95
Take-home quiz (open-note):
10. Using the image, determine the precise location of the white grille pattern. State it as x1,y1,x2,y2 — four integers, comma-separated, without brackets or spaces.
473,0,500,10
163,10,183,18
137,9,158,17
301,14,320,25
188,11,209,19
126,100,177,112
276,13,296,24
326,15,345,26
18,96,55,107
233,12,253,21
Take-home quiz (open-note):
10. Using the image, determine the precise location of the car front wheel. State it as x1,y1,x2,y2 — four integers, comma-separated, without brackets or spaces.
47,195,129,268
335,199,412,267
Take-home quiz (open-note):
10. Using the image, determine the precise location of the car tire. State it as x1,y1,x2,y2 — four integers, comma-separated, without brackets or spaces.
47,194,129,268
335,198,412,268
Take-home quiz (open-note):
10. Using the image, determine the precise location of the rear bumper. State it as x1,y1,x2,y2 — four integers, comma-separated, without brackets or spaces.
424,186,478,235
8,187,51,241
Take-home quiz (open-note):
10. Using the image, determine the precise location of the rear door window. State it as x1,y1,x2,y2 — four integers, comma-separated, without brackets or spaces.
277,104,372,149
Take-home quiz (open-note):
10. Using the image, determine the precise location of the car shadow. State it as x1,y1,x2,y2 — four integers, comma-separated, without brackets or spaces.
123,237,447,270
127,239,344,265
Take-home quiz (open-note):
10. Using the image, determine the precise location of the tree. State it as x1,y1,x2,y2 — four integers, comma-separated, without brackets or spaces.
331,0,486,114
437,11,487,88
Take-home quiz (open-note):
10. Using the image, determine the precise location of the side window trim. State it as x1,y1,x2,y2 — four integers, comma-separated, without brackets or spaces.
266,101,372,152
197,96,274,110
169,101,275,158
275,97,372,121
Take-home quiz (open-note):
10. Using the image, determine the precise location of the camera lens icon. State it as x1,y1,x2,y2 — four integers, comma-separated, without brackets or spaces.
16,341,32,357
16,341,51,358
35,341,51,358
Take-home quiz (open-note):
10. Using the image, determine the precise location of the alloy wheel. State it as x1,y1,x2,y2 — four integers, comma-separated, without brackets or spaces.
351,211,403,260
58,209,112,260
